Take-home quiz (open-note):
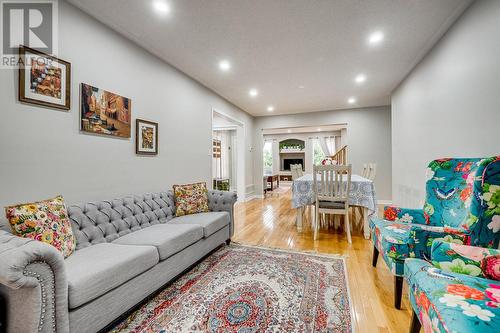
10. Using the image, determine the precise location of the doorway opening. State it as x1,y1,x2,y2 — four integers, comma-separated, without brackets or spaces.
212,109,245,201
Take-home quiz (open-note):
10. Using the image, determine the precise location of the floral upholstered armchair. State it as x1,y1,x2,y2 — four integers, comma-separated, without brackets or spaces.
370,157,500,309
405,240,500,333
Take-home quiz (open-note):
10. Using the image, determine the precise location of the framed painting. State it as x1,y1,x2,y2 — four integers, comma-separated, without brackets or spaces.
80,83,131,138
18,45,71,110
136,119,158,155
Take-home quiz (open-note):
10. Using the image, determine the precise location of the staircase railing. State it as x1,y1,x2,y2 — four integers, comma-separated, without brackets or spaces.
330,145,348,165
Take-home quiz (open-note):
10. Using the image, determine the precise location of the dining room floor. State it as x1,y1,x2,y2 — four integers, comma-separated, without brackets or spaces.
232,188,414,333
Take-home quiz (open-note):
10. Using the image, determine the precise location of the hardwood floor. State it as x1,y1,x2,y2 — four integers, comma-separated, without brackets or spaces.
232,188,413,333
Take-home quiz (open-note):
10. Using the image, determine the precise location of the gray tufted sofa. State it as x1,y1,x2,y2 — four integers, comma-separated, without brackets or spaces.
0,190,237,333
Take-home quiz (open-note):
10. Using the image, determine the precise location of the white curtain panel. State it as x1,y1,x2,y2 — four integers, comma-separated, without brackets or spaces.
318,136,336,156
326,136,336,155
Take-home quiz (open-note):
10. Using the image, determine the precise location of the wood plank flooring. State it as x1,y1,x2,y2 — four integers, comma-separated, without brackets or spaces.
232,188,413,333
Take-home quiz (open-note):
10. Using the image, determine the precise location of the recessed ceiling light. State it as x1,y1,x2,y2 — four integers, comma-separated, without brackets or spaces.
153,0,171,15
249,88,258,97
298,85,305,89
287,129,292,133
218,60,231,72
267,106,274,112
355,74,366,84
348,97,357,104
368,31,384,45
317,128,321,132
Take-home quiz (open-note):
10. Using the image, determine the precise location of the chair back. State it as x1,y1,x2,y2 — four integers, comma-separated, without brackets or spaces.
423,157,500,248
313,165,352,203
296,164,304,177
291,164,300,181
368,163,377,181
362,164,369,178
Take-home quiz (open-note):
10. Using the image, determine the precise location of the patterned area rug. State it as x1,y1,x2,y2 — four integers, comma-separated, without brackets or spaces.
109,244,353,332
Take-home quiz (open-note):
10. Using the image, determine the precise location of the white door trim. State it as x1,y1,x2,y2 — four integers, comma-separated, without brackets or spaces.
212,108,246,202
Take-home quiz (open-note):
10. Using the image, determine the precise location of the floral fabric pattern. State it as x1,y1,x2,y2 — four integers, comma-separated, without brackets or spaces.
173,182,210,216
5,195,76,258
370,157,500,279
405,255,500,333
431,240,500,281
383,206,426,224
370,218,412,275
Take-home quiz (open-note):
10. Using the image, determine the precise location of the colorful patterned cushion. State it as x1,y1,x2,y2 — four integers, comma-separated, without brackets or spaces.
5,195,76,258
405,258,500,332
432,240,500,281
173,182,210,217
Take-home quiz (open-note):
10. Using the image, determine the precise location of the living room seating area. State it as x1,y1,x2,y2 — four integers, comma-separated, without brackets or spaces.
1,0,499,332
0,190,237,332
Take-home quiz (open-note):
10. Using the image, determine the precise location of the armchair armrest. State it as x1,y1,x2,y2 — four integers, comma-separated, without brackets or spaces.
409,224,469,259
207,190,238,238
383,206,426,224
430,240,500,280
0,230,69,333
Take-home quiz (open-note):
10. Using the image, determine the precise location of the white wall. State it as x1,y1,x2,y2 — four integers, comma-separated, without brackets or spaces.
0,1,254,208
253,106,392,201
391,0,500,208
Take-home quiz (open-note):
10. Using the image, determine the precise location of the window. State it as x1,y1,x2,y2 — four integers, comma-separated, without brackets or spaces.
263,141,273,174
313,139,326,166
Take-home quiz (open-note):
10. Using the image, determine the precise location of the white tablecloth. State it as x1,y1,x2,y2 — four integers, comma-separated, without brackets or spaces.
291,174,377,213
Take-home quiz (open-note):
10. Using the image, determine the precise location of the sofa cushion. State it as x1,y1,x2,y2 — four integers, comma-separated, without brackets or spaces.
65,243,158,309
112,224,203,260
173,182,210,216
405,258,500,333
168,212,229,238
5,195,76,258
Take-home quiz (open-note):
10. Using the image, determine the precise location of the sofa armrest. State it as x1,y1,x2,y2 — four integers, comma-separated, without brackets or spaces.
430,240,500,280
0,230,69,333
383,206,427,224
207,190,238,238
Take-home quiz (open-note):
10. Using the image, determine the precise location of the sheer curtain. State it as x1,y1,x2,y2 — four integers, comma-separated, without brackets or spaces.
318,136,336,156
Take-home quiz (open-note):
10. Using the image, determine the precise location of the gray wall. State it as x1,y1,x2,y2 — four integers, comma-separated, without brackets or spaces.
253,106,392,201
0,1,254,209
391,0,500,208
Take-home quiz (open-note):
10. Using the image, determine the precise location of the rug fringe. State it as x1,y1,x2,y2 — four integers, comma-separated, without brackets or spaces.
230,241,349,260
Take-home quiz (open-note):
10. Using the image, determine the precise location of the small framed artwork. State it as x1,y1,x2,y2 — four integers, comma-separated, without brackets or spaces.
80,83,131,138
18,45,71,110
136,119,158,155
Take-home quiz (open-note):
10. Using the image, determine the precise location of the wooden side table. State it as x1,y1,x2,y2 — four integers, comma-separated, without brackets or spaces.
263,174,279,193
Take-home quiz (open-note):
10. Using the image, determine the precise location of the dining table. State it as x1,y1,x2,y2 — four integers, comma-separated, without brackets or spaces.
291,173,377,239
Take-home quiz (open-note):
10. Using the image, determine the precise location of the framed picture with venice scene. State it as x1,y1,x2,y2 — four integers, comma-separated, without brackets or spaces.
18,45,71,110
135,119,158,155
80,83,131,138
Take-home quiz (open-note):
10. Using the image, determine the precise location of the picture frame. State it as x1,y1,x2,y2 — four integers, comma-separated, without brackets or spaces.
136,119,158,155
18,45,71,110
80,83,132,138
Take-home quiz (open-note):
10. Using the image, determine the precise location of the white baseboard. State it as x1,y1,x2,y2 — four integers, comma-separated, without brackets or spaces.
244,194,263,201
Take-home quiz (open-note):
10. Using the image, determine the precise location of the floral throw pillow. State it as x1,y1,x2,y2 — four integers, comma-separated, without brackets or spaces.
173,182,209,216
5,195,76,258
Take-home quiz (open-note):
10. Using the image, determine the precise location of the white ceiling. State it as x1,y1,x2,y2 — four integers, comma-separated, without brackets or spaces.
68,0,473,116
